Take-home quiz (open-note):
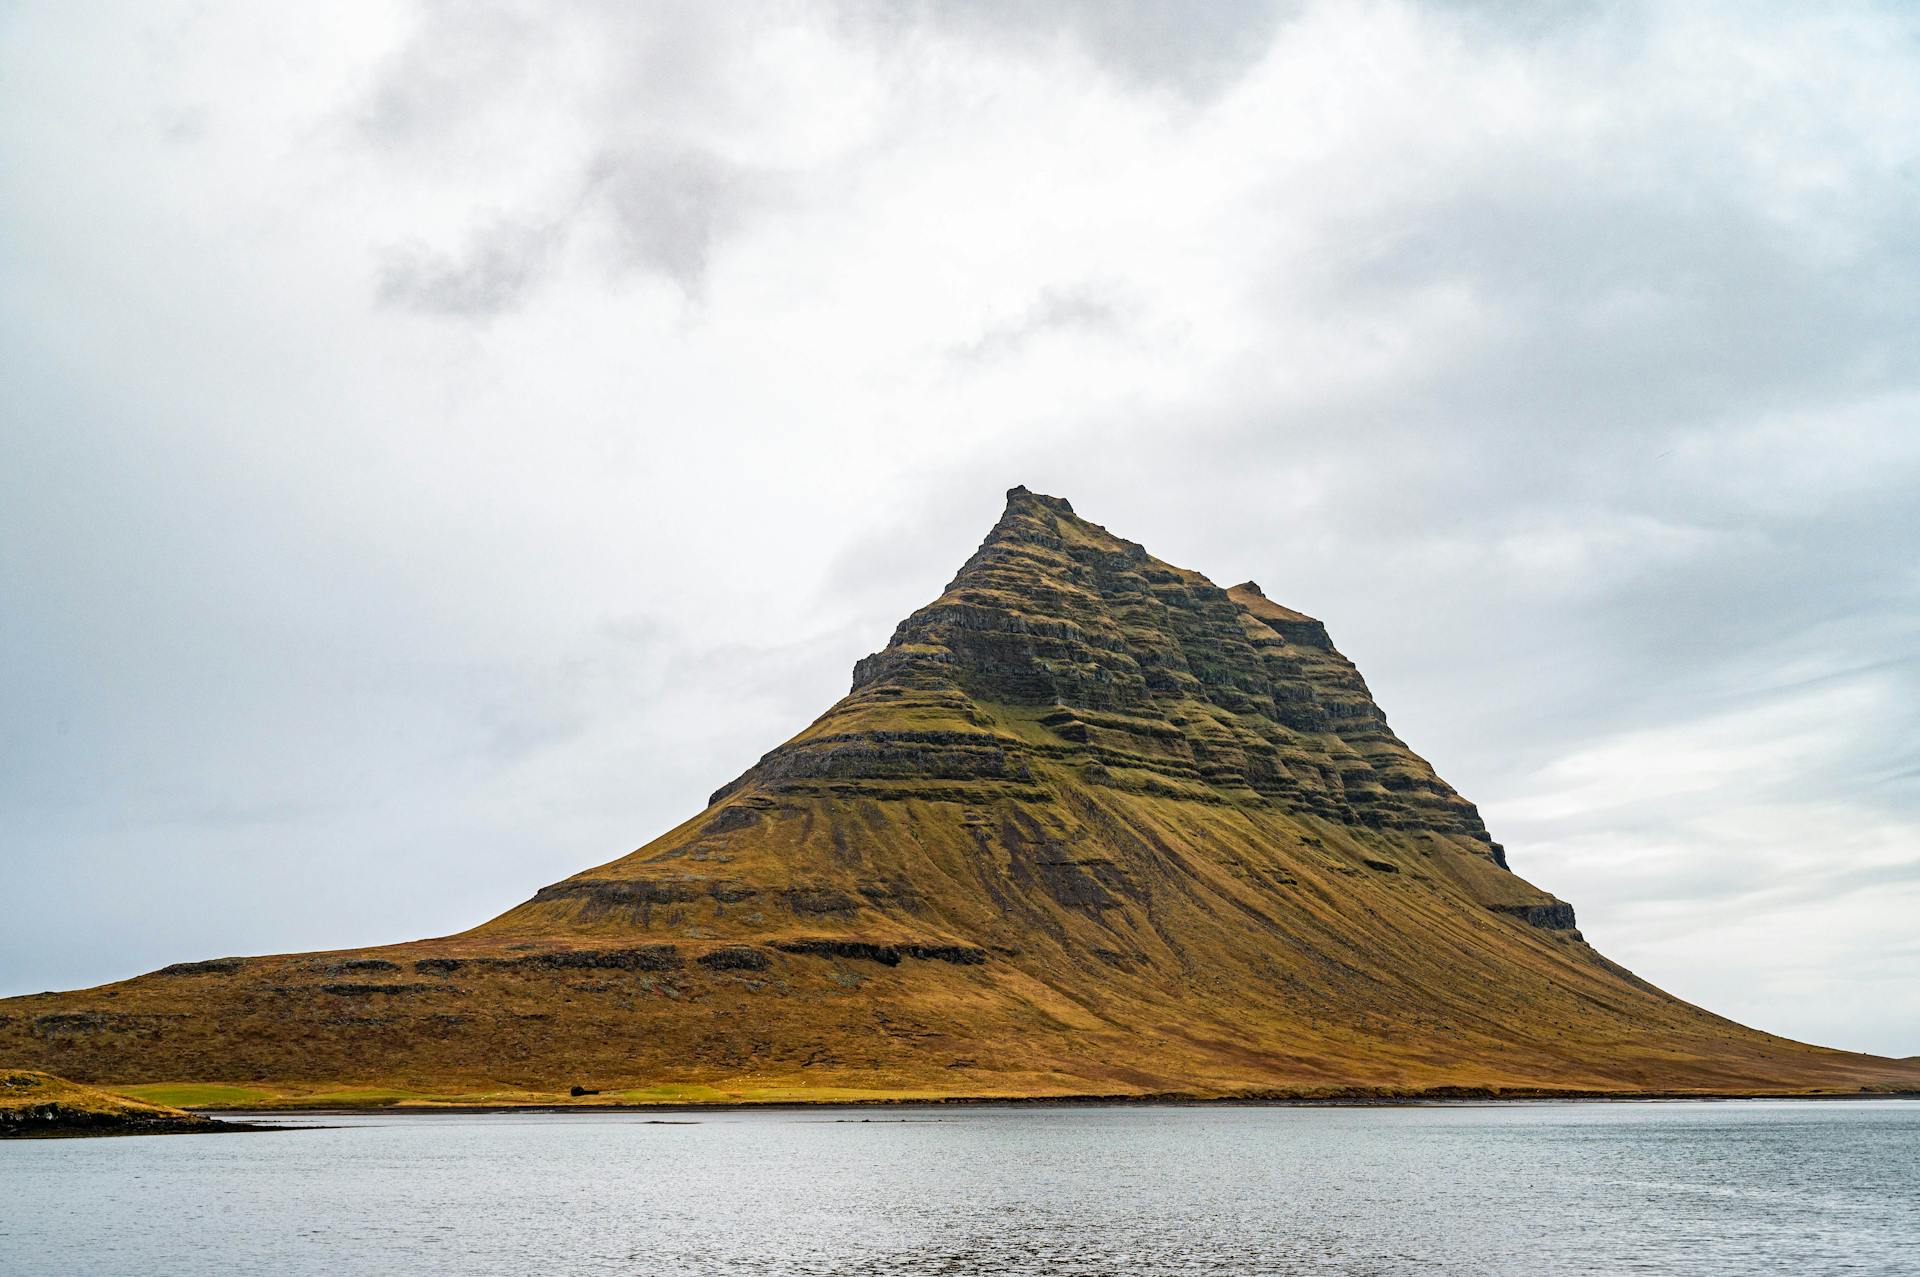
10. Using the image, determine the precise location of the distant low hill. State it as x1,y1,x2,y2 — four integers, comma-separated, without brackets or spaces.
0,1069,222,1137
2,488,1914,1106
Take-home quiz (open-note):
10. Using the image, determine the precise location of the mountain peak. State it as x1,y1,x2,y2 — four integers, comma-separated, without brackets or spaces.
733,493,1493,840
1005,484,1073,516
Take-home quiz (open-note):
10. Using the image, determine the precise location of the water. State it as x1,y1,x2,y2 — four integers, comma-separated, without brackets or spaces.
2,1101,1916,1275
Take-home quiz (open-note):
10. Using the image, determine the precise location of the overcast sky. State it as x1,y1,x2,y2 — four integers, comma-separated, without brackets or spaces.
3,1,1916,1057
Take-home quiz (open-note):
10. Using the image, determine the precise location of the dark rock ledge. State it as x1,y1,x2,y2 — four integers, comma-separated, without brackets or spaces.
773,940,989,967
1488,902,1577,930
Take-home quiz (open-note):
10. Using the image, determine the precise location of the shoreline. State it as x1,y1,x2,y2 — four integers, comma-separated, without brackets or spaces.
201,1088,1920,1119
2,1119,281,1139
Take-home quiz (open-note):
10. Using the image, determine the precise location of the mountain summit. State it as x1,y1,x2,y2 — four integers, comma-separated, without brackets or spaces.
5,489,1915,1103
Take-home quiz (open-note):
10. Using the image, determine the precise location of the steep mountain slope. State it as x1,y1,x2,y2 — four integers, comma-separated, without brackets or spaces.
3,488,1914,1104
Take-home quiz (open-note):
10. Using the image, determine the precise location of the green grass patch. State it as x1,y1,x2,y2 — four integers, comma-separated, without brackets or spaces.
613,1083,739,1104
281,1086,429,1108
116,1082,277,1109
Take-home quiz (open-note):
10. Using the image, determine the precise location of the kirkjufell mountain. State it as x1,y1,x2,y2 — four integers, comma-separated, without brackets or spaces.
5,488,1915,1104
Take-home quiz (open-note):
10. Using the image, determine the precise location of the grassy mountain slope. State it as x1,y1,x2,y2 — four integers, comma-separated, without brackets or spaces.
2,488,1914,1105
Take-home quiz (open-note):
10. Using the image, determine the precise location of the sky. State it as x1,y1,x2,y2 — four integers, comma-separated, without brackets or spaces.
2,0,1916,1057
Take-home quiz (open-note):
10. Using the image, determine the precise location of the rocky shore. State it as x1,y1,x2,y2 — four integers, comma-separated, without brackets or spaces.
0,1069,252,1138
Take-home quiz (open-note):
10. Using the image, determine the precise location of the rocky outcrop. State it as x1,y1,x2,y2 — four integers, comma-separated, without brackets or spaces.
157,958,248,976
505,947,682,972
696,947,771,972
771,940,988,966
320,959,400,974
1490,902,1579,931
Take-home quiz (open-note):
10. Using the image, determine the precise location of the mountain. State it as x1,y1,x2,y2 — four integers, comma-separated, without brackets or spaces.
2,487,1914,1105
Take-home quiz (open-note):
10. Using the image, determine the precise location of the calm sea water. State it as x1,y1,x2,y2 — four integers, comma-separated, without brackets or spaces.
2,1101,1916,1275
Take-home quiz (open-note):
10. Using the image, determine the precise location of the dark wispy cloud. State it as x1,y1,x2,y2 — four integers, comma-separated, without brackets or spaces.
378,218,562,316
853,0,1294,99
354,1,794,307
953,284,1130,361
372,144,765,313
586,143,762,294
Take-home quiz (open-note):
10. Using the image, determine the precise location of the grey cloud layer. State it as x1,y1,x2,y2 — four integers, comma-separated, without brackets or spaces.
1,0,1915,1055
